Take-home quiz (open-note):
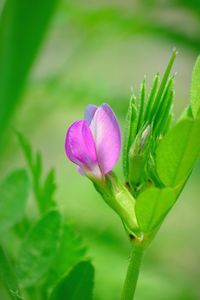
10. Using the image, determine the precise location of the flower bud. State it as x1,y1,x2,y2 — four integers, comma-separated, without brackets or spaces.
65,103,121,180
128,126,151,190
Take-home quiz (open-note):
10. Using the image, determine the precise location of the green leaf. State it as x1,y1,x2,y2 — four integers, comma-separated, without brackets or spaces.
136,78,146,132
136,187,175,233
0,169,29,234
0,0,58,137
191,56,200,117
149,49,177,122
53,224,86,280
128,125,152,189
16,132,33,170
49,261,94,300
17,132,57,214
0,246,22,300
40,169,57,213
156,118,200,189
144,73,159,123
178,105,193,121
16,210,61,288
34,151,42,180
123,94,138,179
153,77,174,136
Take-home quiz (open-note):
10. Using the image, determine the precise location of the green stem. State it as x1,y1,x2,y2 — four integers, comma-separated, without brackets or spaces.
121,242,144,300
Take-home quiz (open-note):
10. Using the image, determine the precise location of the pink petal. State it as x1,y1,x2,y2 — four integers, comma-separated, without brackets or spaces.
89,103,121,174
65,120,98,170
84,104,97,124
77,166,85,176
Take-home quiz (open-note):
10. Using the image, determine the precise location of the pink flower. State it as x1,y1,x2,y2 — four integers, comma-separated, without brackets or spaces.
65,104,121,179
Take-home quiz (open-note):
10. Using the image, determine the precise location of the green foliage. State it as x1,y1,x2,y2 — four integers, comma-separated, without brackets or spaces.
135,187,175,233
52,224,87,280
16,210,61,288
49,261,94,300
120,53,200,252
178,105,193,120
191,56,200,117
124,51,176,192
123,94,138,179
0,4,199,292
0,0,58,138
0,246,22,300
11,132,88,296
156,118,200,191
128,125,152,188
17,132,57,214
153,77,174,137
2,0,200,296
149,50,176,123
0,169,29,235
136,78,146,133
0,136,88,299
144,74,159,124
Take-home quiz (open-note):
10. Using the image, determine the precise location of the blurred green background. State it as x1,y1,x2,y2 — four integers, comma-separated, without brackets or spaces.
1,0,200,299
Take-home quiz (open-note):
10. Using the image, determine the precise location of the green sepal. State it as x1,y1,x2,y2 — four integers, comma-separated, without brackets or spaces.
93,173,140,237
128,154,147,190
123,93,138,179
146,154,164,188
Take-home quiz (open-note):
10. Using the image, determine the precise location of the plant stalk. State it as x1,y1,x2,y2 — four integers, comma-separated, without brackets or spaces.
121,241,144,300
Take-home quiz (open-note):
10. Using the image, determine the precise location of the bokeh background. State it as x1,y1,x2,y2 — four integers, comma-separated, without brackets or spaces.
0,0,200,299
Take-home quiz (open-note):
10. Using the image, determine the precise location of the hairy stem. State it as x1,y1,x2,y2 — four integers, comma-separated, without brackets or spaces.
121,241,144,300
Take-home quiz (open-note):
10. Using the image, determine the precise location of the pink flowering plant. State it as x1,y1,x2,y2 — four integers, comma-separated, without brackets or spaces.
65,51,200,300
0,51,200,300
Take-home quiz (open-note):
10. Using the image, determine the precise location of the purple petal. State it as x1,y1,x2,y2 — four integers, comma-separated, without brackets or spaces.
89,103,121,174
84,104,97,124
65,120,98,170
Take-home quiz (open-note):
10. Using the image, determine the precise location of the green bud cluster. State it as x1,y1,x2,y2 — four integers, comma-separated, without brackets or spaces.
123,50,177,195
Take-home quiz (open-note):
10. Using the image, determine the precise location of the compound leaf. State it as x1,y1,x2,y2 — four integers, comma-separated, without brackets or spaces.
0,246,22,300
16,210,61,288
49,261,94,300
54,224,86,279
0,169,29,234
